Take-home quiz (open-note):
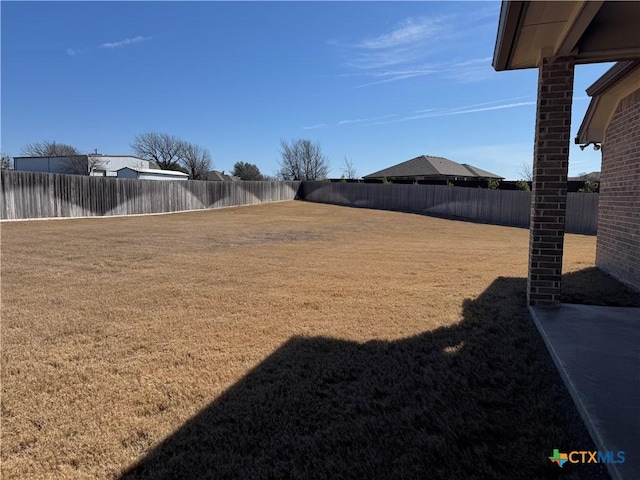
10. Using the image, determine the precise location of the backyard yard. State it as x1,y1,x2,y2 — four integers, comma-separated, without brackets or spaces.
2,201,635,479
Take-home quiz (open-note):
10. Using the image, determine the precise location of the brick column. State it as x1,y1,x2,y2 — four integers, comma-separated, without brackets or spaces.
528,56,575,306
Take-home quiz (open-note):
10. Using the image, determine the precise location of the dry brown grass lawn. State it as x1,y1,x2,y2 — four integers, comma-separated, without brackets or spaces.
1,201,631,479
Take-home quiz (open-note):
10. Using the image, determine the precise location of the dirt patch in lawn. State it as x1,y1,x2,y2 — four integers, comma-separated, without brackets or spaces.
1,201,613,479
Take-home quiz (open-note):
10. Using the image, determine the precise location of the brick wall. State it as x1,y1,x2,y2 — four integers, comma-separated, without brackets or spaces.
528,56,575,306
596,88,640,291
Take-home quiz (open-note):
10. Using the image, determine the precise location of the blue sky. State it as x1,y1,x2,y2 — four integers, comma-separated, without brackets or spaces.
1,1,610,179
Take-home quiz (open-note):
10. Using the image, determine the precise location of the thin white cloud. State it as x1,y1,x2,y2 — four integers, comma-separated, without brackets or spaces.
302,98,533,133
303,97,535,134
451,57,493,67
420,101,535,118
352,72,434,89
439,57,495,83
375,68,436,78
356,17,445,50
348,56,497,89
337,114,398,126
67,35,152,56
101,36,150,49
397,101,535,124
410,96,528,116
331,94,587,129
331,9,498,88
357,98,536,127
434,96,530,114
331,16,448,72
347,47,425,71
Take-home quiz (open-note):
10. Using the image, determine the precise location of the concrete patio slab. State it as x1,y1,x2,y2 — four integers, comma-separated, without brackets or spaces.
530,304,640,480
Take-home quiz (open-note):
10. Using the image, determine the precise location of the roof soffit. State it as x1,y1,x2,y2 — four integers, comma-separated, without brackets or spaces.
494,1,640,71
576,63,640,144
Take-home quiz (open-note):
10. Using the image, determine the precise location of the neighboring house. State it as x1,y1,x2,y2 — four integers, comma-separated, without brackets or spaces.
568,172,600,182
116,167,189,181
363,155,504,182
13,154,151,176
576,60,640,291
206,170,240,181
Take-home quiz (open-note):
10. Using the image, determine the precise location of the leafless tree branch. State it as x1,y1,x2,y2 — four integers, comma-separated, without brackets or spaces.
180,143,212,180
1,153,13,170
60,156,105,175
131,132,185,170
341,156,357,180
278,139,329,181
21,141,80,157
517,161,533,182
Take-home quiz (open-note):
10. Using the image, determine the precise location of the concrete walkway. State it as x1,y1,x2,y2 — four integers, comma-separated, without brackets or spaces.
530,304,640,480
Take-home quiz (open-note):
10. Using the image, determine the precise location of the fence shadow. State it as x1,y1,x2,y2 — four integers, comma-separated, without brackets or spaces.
298,182,598,235
119,277,606,480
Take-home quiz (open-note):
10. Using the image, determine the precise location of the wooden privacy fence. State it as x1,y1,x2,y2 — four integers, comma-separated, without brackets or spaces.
1,171,598,234
299,182,599,234
0,170,301,220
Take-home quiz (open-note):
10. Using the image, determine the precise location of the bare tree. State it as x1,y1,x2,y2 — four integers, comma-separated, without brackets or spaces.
518,161,533,181
181,143,212,180
231,161,264,180
60,155,105,175
21,141,80,157
1,153,13,170
88,156,105,173
341,156,357,179
131,132,185,170
278,139,329,181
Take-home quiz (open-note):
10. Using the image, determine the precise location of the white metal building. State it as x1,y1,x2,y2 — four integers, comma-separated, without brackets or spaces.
13,154,151,176
89,155,150,176
116,167,189,181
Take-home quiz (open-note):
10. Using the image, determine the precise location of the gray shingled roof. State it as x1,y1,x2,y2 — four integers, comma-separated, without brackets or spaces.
462,164,504,179
207,170,241,181
364,155,503,179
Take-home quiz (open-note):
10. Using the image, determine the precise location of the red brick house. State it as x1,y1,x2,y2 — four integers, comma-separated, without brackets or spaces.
493,1,640,305
576,61,640,292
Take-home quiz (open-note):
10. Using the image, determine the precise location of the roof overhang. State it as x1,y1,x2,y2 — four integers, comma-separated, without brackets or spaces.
576,60,640,144
493,1,640,71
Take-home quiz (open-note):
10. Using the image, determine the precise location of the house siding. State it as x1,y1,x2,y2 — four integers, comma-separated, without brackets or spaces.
116,168,138,179
92,156,149,173
596,88,640,291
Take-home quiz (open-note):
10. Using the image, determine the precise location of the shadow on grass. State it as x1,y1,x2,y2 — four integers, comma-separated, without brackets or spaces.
120,277,609,480
562,267,640,307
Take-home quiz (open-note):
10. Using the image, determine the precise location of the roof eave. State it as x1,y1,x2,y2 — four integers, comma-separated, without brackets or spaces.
575,96,599,144
492,1,526,72
576,60,640,144
586,61,638,96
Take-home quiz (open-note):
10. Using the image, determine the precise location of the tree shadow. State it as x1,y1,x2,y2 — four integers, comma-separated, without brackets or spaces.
120,277,608,480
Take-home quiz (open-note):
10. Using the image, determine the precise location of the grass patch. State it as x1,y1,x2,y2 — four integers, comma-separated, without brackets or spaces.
1,202,612,479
